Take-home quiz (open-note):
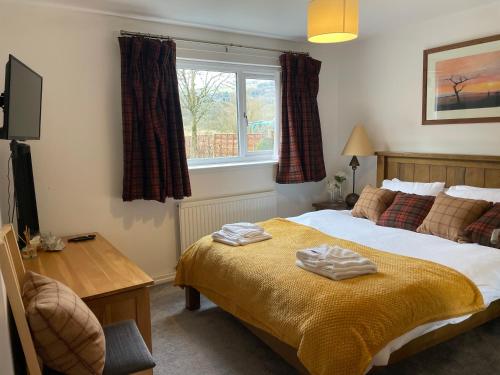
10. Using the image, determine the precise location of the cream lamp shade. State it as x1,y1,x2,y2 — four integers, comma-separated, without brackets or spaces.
342,124,373,208
308,0,359,44
342,125,374,156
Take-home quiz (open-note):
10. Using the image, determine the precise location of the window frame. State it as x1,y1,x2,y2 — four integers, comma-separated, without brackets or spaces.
176,58,281,167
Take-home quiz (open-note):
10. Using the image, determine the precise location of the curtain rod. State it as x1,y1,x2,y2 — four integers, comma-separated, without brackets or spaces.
120,30,309,56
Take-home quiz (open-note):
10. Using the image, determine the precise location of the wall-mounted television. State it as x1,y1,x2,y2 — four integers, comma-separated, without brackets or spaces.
0,54,42,245
0,54,43,140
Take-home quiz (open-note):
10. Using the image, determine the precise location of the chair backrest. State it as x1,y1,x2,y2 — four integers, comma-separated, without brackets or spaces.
0,224,41,375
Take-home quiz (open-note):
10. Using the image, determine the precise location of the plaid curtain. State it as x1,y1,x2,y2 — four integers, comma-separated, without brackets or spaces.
276,53,326,184
119,36,191,202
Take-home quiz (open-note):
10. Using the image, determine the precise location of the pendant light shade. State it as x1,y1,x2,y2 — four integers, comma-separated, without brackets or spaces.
308,0,359,44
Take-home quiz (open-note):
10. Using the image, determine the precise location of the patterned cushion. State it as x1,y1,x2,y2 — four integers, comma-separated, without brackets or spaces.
416,193,491,242
377,192,435,231
465,203,500,247
23,271,105,375
352,185,397,222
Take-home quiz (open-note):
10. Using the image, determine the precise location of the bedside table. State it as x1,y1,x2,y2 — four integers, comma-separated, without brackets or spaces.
312,201,349,211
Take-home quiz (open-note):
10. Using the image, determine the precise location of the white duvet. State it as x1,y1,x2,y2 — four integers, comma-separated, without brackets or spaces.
289,209,500,368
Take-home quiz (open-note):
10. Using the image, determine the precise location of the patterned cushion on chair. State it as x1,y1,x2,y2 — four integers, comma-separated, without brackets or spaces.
351,185,397,222
417,193,491,242
23,271,105,375
377,192,435,231
465,203,500,247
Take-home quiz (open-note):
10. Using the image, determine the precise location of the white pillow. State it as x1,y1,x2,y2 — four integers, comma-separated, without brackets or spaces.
382,178,445,196
447,185,500,203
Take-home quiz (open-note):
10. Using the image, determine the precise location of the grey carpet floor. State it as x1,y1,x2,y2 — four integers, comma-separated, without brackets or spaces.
150,284,500,375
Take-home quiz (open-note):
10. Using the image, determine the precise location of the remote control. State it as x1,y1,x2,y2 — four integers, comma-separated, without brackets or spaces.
68,234,96,243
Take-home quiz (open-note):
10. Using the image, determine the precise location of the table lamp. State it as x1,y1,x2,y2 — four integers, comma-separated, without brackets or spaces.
341,124,374,208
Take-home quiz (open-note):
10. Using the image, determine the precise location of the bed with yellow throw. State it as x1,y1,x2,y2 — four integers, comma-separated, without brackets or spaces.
175,218,485,375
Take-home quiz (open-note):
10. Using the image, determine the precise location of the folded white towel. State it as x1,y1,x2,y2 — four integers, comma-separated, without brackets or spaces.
222,222,263,230
296,244,377,280
296,260,377,281
211,230,241,246
222,223,264,237
211,229,272,246
238,232,272,245
300,258,376,270
296,245,363,263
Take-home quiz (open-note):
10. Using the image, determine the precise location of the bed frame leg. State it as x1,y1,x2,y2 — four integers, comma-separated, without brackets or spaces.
185,286,200,311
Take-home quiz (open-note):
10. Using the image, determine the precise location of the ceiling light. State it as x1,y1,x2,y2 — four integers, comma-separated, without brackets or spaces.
308,0,359,44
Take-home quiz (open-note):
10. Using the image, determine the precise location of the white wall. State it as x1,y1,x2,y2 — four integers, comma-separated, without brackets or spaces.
0,2,334,282
320,1,500,190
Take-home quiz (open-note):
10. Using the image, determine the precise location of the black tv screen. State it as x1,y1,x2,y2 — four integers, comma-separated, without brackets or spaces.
1,55,42,140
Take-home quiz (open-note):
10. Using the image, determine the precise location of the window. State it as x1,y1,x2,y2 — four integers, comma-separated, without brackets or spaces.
177,60,280,166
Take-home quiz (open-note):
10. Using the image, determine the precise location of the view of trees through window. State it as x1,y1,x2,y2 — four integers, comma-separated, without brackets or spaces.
177,67,276,161
246,78,276,153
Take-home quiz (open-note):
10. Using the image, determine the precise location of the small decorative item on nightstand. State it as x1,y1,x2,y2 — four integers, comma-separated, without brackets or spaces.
312,201,348,211
326,179,336,202
326,172,347,202
333,171,347,202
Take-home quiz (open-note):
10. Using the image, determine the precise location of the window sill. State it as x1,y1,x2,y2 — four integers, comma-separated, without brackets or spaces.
188,159,278,171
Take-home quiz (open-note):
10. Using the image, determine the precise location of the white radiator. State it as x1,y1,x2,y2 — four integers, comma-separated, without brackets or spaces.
178,191,277,252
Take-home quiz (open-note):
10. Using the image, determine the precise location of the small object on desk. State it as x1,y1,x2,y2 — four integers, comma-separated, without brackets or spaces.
41,232,66,251
68,234,96,243
313,201,348,211
21,247,37,259
21,227,38,259
21,235,41,259
23,226,31,244
30,235,41,249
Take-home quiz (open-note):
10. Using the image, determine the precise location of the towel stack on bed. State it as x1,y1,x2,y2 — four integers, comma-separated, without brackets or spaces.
296,244,377,280
212,223,272,246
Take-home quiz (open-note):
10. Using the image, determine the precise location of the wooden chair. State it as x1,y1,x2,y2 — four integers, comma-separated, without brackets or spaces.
0,224,155,375
0,224,41,375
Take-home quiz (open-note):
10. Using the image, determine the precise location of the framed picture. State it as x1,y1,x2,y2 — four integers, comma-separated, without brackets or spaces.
423,34,500,125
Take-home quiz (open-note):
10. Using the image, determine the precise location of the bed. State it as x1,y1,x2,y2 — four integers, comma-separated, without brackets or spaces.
176,152,500,374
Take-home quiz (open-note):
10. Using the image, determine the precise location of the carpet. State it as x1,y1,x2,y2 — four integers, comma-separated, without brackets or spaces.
151,284,500,374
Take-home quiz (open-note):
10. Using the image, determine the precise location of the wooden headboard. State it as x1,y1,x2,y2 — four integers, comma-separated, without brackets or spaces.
376,152,500,188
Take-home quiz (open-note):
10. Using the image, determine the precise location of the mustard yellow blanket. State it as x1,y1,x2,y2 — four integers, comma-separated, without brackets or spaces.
175,219,484,375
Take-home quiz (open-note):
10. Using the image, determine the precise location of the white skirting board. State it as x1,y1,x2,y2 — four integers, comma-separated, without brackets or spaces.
153,272,176,285
178,191,277,253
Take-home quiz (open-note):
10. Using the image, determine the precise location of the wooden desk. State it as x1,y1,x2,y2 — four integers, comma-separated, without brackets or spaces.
23,233,154,352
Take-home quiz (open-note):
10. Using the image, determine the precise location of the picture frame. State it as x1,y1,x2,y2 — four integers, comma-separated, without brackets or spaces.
422,34,500,125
